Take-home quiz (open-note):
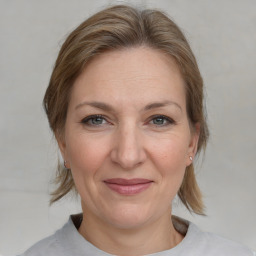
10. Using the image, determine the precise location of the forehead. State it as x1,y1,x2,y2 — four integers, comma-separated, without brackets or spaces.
69,47,186,110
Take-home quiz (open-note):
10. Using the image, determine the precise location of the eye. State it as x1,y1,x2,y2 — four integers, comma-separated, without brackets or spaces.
81,115,108,126
149,115,175,126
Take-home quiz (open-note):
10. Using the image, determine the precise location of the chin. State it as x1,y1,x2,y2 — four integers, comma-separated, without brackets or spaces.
103,204,153,229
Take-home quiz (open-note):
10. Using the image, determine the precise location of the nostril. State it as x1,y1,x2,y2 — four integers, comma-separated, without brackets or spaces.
110,147,145,169
110,128,146,169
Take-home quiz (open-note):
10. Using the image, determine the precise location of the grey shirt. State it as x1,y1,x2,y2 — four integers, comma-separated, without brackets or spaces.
19,214,255,256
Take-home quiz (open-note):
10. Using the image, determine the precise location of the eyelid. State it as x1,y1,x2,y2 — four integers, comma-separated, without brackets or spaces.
81,114,109,125
147,114,176,125
80,114,175,127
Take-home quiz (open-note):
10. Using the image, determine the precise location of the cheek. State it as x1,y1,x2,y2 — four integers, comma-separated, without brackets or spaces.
150,135,189,172
65,132,110,177
64,132,112,202
149,135,188,193
143,137,188,211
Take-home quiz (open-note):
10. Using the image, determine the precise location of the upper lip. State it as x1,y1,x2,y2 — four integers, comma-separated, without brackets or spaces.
104,178,153,185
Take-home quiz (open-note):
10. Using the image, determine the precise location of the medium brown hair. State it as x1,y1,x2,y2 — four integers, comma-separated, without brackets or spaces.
44,4,209,214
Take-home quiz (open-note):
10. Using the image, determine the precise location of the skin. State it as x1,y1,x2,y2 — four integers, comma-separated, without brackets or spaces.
58,46,199,255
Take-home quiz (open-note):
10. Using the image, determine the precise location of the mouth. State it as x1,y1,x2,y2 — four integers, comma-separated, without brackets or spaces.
103,178,153,195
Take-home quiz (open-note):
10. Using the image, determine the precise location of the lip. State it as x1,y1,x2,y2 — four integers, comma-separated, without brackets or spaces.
104,178,153,195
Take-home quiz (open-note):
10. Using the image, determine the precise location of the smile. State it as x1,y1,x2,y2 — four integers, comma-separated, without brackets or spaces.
104,178,153,195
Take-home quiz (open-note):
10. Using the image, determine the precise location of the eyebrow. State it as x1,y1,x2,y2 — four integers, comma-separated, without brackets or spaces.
144,101,182,112
75,100,182,112
75,101,116,112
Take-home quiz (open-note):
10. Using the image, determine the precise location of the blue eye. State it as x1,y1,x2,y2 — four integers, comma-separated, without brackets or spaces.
150,115,174,126
81,115,107,126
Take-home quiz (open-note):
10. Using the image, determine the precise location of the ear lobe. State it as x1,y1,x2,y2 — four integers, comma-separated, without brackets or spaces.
55,133,67,161
187,123,200,164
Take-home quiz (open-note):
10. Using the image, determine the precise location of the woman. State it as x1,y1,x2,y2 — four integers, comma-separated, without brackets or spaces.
20,4,254,256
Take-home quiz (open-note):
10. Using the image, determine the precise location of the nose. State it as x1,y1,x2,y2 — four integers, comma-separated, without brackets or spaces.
110,124,146,170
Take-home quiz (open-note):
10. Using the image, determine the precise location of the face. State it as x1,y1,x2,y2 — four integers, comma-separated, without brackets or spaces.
58,47,199,229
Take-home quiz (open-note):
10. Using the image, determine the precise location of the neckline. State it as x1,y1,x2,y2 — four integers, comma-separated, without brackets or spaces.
56,213,199,256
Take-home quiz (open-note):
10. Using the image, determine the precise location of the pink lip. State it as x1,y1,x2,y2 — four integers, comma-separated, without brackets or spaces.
104,178,153,195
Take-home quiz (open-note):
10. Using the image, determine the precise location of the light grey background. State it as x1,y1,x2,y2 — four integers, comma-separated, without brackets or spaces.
0,0,255,255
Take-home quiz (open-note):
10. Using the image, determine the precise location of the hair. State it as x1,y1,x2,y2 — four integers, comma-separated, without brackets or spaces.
43,4,209,214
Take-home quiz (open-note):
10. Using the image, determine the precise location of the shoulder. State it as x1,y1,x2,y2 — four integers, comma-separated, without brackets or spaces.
17,233,61,256
17,214,87,256
186,222,254,256
197,231,253,255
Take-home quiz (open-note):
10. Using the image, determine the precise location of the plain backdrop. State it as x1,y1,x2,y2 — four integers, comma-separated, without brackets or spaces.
0,0,255,255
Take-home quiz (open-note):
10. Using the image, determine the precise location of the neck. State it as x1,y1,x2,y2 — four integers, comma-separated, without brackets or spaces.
78,208,184,256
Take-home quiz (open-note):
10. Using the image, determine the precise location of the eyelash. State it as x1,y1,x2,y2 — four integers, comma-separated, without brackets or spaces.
80,114,175,127
81,115,108,126
148,115,175,126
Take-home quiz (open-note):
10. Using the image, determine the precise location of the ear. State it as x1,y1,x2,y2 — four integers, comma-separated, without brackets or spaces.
186,123,200,166
56,132,70,168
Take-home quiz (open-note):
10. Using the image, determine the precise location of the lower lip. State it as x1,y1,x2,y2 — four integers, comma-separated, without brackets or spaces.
104,182,152,195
